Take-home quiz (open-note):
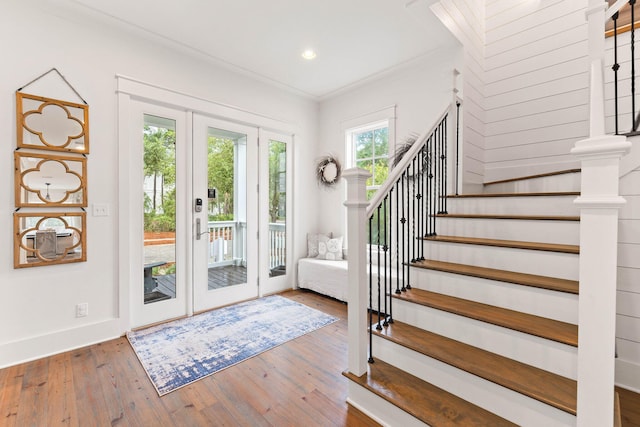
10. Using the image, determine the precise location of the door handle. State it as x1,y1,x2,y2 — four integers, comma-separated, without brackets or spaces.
196,218,209,240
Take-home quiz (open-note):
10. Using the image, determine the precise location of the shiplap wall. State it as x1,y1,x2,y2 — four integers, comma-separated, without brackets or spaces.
605,8,640,390
431,0,486,192
617,168,640,390
483,0,589,182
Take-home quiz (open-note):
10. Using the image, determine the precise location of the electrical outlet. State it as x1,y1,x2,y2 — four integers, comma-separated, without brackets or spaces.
92,203,109,217
76,303,88,318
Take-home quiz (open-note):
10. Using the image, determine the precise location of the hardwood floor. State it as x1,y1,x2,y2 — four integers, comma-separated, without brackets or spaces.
0,291,377,427
1,289,639,426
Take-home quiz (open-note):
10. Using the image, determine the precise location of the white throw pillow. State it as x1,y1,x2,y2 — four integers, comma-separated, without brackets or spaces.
307,232,332,258
318,235,343,260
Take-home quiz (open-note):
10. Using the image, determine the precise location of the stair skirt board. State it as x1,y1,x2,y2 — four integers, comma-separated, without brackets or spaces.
435,217,580,246
483,170,581,194
409,268,578,324
347,382,431,427
391,298,577,379
444,196,580,216
424,242,579,281
372,338,577,426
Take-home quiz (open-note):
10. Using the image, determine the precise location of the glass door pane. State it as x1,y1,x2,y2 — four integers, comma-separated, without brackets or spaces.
193,115,258,312
259,131,292,295
143,114,177,304
267,139,287,277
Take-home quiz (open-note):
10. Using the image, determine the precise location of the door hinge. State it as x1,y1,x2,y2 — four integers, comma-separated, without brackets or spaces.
257,277,260,288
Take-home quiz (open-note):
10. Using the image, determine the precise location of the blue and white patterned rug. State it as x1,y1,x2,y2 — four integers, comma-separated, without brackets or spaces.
127,295,338,395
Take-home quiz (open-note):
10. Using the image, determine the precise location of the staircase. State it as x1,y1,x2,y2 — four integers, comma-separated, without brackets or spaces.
344,169,582,426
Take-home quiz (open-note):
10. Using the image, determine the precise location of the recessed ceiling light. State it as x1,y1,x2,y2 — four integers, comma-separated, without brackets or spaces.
301,49,317,60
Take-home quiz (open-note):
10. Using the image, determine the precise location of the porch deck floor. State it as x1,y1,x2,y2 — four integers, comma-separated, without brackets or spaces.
149,265,248,300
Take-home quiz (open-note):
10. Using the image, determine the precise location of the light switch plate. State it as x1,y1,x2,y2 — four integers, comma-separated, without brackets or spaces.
92,203,109,217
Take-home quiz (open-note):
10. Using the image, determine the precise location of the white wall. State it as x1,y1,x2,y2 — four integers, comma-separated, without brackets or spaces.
483,0,589,181
0,0,318,367
317,48,463,238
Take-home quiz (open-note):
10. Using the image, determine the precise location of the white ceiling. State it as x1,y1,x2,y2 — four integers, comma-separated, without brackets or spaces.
61,0,458,99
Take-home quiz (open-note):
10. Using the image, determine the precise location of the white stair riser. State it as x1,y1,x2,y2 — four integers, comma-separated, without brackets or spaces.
484,173,581,194
373,337,577,427
424,242,579,280
391,298,578,379
409,268,578,324
446,196,580,216
347,383,427,427
436,217,579,245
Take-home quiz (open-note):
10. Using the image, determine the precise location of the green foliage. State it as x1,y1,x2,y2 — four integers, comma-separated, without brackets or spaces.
144,125,176,215
207,136,235,218
354,126,389,195
209,213,234,221
269,140,286,223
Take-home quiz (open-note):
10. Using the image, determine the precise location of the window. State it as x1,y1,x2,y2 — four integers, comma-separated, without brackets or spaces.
347,121,390,200
343,106,395,245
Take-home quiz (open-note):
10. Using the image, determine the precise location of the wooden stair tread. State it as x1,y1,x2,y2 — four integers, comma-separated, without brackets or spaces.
412,259,579,294
446,191,580,198
343,358,518,426
435,213,580,221
424,235,580,254
483,169,581,186
372,321,577,415
393,288,578,346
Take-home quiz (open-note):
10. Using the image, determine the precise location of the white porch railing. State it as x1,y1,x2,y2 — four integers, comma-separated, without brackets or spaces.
268,222,286,270
206,220,286,270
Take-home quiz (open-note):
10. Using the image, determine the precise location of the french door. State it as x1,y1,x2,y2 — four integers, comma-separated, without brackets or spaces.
128,101,291,327
192,115,259,312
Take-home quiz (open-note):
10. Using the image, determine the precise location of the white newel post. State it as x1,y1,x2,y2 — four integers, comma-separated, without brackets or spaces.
573,2,631,426
343,168,372,376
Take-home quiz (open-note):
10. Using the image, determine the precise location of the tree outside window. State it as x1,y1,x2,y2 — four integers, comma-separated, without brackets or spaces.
349,122,390,245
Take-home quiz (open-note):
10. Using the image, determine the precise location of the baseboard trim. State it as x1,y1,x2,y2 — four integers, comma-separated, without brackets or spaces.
616,358,640,393
0,318,122,369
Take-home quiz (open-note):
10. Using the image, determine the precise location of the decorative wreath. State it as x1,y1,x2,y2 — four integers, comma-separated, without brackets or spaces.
316,155,342,187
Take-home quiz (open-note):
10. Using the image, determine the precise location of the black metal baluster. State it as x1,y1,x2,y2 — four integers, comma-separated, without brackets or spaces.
632,0,637,131
417,145,423,246
430,135,436,236
383,196,389,327
613,11,620,135
368,216,374,363
412,157,417,264
395,180,401,295
455,102,461,195
401,173,407,292
407,161,414,291
376,205,383,331
420,143,427,260
388,189,395,322
441,116,448,216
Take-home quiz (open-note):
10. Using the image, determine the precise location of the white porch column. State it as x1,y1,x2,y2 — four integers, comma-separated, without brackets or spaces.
574,2,631,425
343,167,372,376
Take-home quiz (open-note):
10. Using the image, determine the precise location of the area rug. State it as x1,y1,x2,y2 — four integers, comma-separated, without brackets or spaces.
126,295,337,395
